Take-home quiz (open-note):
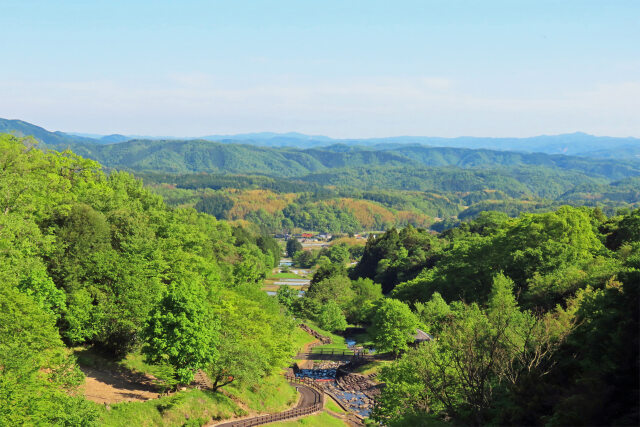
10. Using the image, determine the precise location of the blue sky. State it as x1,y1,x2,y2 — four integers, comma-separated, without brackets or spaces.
1,0,638,137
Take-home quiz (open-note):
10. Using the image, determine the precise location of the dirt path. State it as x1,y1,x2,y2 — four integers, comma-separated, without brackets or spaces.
296,338,320,369
80,365,160,404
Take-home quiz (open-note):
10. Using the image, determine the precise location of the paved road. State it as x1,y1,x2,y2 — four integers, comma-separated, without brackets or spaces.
214,382,321,427
294,382,321,407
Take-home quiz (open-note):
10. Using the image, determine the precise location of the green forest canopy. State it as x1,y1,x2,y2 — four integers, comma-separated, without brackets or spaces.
1,132,638,426
0,135,298,424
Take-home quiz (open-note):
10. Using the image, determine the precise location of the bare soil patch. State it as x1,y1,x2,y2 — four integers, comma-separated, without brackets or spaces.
80,365,160,404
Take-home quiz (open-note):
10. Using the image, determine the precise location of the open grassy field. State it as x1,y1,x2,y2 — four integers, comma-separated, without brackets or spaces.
224,374,298,413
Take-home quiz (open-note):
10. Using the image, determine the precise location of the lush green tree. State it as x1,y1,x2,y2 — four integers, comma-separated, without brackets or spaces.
414,292,451,336
142,281,219,385
323,243,350,265
375,275,573,425
306,275,354,307
208,289,297,390
548,273,639,426
194,193,234,219
310,262,347,287
318,300,348,332
604,208,640,250
293,249,316,268
352,226,440,293
276,285,297,314
394,206,607,311
256,234,281,267
293,296,323,320
16,268,66,320
286,238,303,258
345,278,383,324
371,299,418,355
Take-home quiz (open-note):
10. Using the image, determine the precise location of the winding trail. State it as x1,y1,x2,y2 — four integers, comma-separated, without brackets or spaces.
214,381,322,427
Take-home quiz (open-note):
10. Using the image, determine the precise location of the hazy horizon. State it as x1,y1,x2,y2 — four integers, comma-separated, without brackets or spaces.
5,117,639,141
2,1,639,138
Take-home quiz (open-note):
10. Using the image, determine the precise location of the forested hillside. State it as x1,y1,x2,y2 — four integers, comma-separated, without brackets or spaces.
19,129,635,233
38,137,640,179
3,119,639,232
3,118,639,159
0,135,302,425
0,118,101,145
283,207,639,425
1,132,639,427
137,165,639,234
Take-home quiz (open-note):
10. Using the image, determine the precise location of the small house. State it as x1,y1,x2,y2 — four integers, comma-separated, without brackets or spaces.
412,329,433,346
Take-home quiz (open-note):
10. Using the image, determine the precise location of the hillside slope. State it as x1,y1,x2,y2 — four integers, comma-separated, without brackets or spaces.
36,138,640,181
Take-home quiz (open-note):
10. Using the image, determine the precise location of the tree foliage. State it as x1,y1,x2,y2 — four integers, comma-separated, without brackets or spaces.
371,299,418,355
0,134,303,421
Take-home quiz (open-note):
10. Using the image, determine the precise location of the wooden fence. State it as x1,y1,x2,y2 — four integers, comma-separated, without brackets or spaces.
294,348,374,361
285,374,325,405
225,375,324,427
227,404,322,427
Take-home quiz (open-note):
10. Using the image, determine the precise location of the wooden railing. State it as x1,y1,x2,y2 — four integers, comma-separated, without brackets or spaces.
285,374,324,405
225,375,324,427
294,348,374,361
312,348,357,356
228,403,322,427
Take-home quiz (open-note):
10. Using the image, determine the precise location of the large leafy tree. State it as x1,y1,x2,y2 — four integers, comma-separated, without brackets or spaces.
208,289,296,390
142,280,219,386
344,278,383,324
352,226,440,293
286,238,303,258
318,300,348,332
371,299,418,355
306,274,354,307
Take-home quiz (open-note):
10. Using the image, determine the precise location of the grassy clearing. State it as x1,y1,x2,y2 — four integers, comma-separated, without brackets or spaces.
95,370,301,426
303,321,347,347
224,373,298,413
269,411,348,426
325,398,346,414
85,312,320,426
77,326,315,426
120,351,177,389
352,360,391,376
291,324,318,352
99,389,242,427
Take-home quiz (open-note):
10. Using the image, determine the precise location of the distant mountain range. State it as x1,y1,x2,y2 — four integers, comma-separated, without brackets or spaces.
2,117,639,159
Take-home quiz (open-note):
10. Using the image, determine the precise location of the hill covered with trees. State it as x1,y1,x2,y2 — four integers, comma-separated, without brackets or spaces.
3,118,639,159
0,134,305,425
1,131,639,426
138,165,639,234
37,137,640,180
284,207,639,426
